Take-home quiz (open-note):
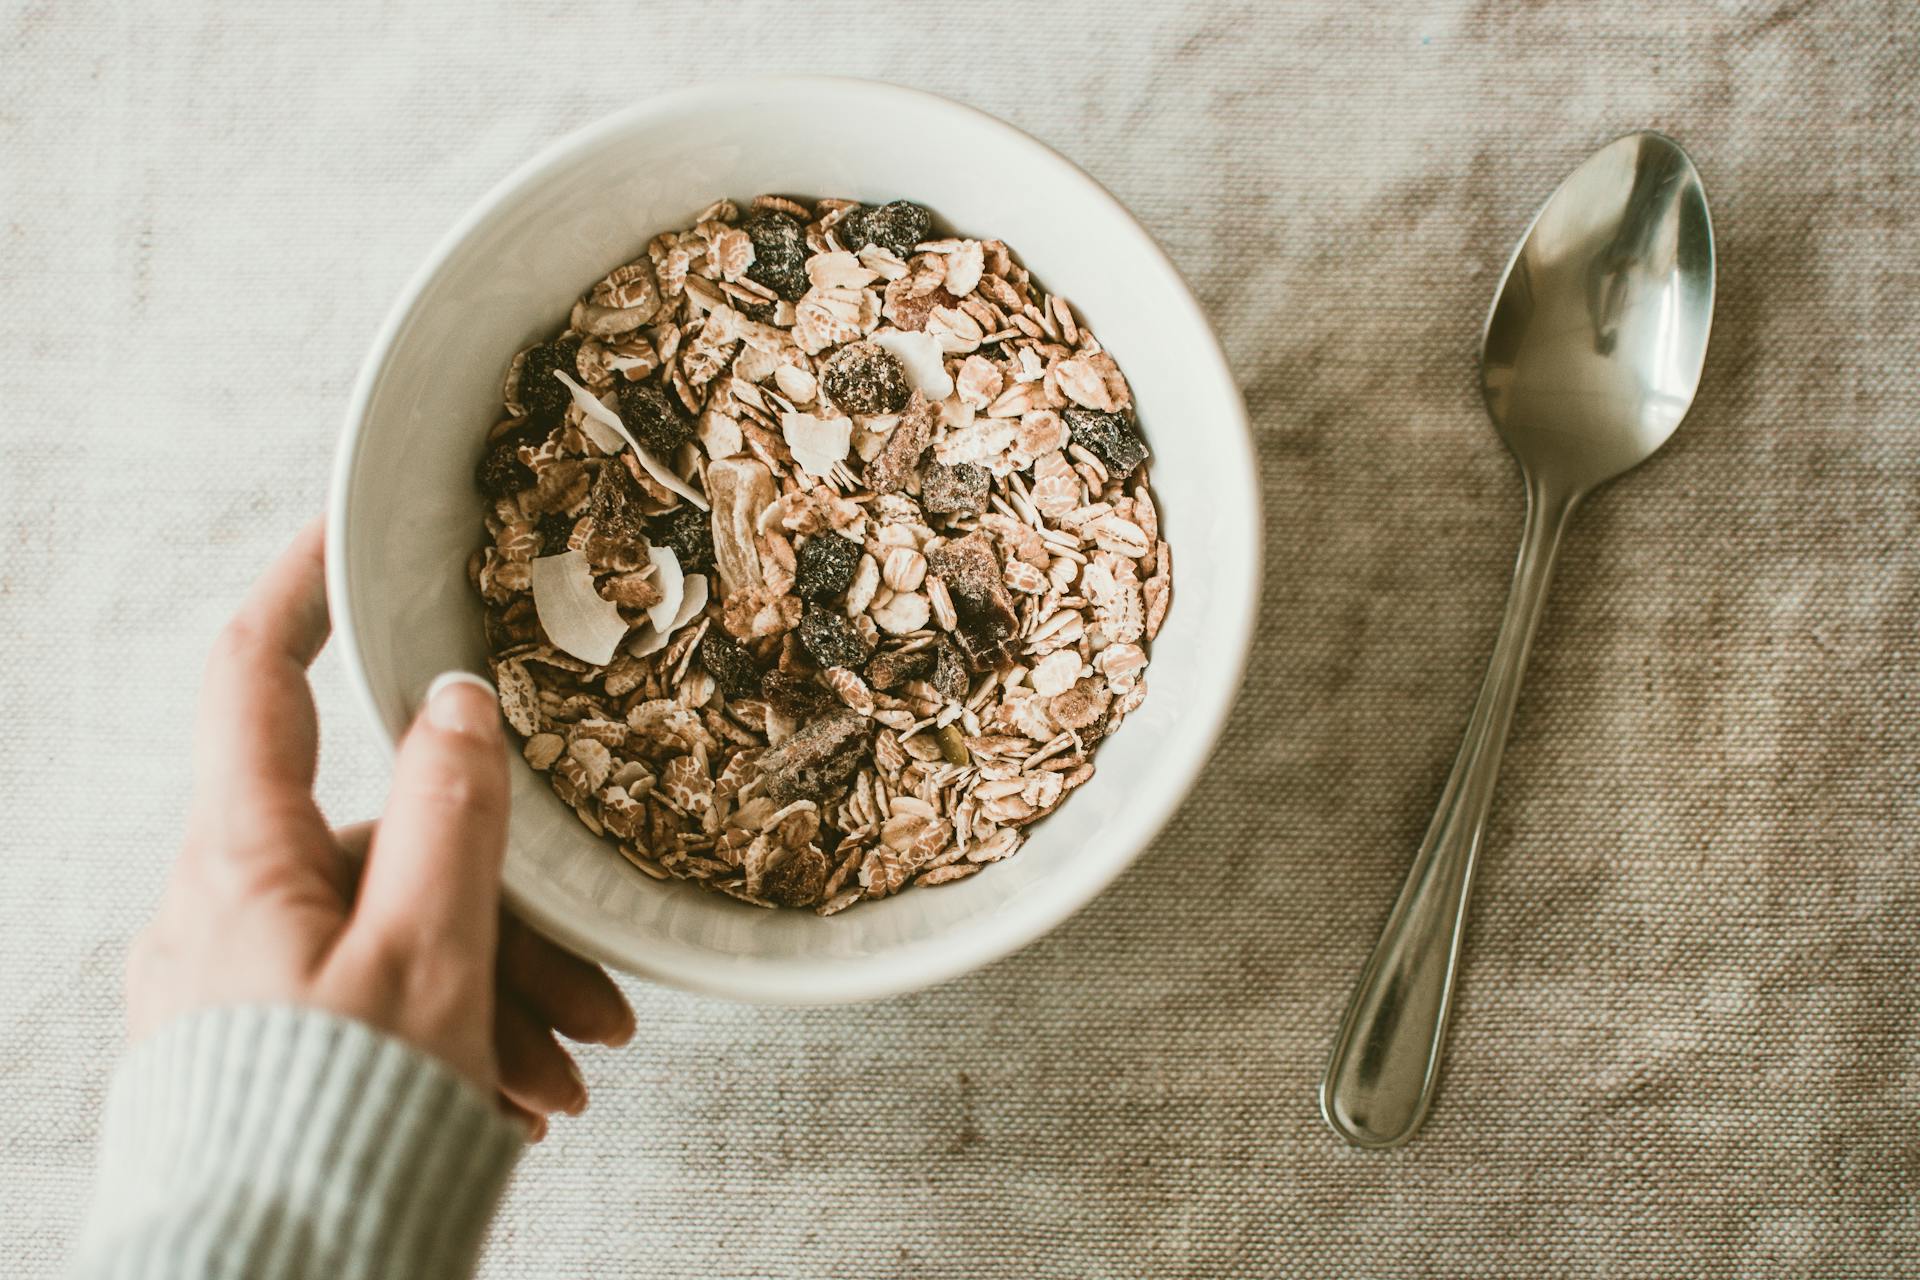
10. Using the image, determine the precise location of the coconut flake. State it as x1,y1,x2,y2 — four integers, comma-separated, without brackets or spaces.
633,439,708,509
871,329,954,401
645,544,684,632
530,551,629,666
781,411,852,478
671,572,709,630
553,369,628,452
625,572,709,658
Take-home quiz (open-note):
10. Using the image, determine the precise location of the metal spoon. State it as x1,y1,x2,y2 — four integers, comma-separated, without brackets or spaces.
1320,132,1716,1149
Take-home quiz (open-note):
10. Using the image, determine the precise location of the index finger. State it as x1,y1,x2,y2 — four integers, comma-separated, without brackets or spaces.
190,518,332,845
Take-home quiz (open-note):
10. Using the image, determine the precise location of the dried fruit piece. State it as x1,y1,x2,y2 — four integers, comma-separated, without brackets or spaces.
794,533,860,601
741,207,810,301
476,443,536,498
651,503,714,574
1063,406,1150,478
839,200,932,258
760,710,867,805
819,340,911,416
518,336,583,423
699,632,760,696
865,646,934,691
920,461,989,515
865,392,936,493
761,668,836,720
536,511,577,553
599,570,663,611
798,605,873,670
764,844,830,908
926,531,1018,668
615,379,696,454
576,459,652,570
475,419,547,498
930,640,969,700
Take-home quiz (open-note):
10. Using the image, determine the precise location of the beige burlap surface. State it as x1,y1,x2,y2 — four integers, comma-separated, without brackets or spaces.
3,2,1915,1275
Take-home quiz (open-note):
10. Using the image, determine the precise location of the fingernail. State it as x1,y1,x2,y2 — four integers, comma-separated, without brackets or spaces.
424,671,500,737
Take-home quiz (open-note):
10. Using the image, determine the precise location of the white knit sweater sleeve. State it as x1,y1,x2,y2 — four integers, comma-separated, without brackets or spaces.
70,1005,523,1280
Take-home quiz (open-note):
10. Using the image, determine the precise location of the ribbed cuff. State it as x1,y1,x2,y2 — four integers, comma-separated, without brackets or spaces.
72,1005,523,1280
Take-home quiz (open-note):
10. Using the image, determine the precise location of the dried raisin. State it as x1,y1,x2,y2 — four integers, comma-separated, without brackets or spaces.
794,533,860,601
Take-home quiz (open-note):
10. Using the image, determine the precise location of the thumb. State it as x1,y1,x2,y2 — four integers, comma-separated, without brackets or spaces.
351,672,511,966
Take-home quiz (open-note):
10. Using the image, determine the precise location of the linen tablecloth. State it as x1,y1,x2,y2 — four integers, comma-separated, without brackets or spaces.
4,2,1916,1275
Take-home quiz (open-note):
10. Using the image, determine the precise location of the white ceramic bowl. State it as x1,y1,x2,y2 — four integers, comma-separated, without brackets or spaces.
328,78,1259,1004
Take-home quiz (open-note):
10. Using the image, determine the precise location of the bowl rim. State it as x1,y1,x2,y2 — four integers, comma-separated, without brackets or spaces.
327,75,1262,1004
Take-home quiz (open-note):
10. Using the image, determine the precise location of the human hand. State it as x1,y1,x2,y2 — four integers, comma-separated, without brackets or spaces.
128,519,634,1139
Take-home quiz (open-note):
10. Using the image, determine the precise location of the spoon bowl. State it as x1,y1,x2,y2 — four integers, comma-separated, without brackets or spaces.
1321,131,1715,1148
1482,131,1715,495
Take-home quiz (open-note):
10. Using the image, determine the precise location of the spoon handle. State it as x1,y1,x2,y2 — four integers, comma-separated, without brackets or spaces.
1321,474,1577,1148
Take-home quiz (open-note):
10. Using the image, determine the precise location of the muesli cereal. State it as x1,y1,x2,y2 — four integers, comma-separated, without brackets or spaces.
468,195,1169,912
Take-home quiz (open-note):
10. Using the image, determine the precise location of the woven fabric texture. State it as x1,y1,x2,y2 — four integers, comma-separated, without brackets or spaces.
2,2,1915,1275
